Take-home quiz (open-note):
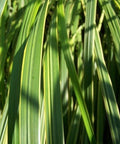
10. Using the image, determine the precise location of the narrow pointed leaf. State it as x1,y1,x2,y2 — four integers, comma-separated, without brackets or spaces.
95,28,120,144
57,1,96,143
20,0,49,143
84,0,97,119
8,1,41,143
44,13,64,144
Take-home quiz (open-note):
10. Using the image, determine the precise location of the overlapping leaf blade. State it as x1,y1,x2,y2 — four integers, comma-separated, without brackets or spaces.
57,0,96,143
84,0,97,119
20,0,49,143
8,1,41,143
99,0,120,73
44,13,64,144
95,28,120,144
66,106,81,144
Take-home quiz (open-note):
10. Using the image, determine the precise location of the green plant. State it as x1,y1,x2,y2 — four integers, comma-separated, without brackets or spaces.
0,0,120,144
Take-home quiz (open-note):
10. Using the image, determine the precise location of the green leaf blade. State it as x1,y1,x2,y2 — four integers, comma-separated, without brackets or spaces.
20,1,49,144
95,28,120,144
57,1,96,143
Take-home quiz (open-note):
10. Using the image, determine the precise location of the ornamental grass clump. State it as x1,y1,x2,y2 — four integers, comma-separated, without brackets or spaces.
0,0,120,144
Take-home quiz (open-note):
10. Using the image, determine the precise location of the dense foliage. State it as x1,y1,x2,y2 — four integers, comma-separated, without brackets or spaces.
0,0,120,143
